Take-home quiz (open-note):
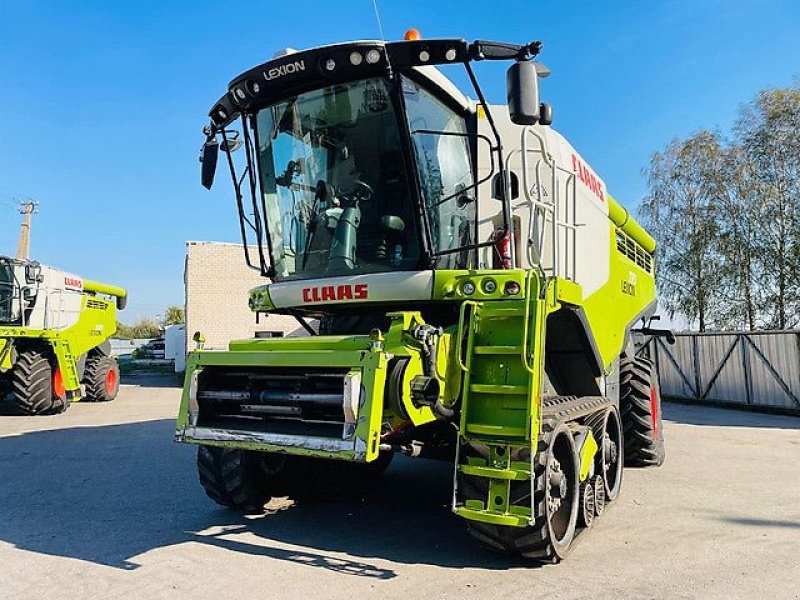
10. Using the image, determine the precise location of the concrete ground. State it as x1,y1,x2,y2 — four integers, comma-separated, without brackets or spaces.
0,374,798,600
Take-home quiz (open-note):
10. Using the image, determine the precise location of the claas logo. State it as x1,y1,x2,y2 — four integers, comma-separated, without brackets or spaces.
64,277,83,290
302,284,368,303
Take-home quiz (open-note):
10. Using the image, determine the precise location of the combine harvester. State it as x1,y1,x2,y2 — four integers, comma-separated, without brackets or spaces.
0,256,127,414
176,31,666,560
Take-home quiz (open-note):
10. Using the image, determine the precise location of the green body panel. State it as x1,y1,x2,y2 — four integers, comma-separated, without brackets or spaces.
581,222,657,369
607,195,656,254
178,212,655,530
0,291,121,395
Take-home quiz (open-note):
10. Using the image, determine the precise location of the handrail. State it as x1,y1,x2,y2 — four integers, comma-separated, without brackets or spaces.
520,271,537,374
456,300,480,372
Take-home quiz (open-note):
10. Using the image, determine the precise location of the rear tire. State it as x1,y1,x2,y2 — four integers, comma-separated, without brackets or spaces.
197,446,277,512
83,350,120,402
10,349,67,415
620,355,665,467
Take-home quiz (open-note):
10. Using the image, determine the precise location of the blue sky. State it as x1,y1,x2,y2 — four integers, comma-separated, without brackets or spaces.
1,0,798,320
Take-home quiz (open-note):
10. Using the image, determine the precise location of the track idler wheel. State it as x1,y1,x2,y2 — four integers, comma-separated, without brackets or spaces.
593,474,606,517
578,481,596,528
586,406,624,502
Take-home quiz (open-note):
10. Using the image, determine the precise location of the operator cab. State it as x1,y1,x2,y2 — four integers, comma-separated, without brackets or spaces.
200,38,547,286
0,257,42,326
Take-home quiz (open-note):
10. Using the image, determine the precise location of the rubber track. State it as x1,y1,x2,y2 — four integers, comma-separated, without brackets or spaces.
197,446,272,512
83,350,119,402
462,397,610,561
620,355,665,467
10,350,65,415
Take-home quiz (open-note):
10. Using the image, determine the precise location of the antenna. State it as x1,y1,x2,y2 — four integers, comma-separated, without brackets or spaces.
16,199,38,260
370,0,394,77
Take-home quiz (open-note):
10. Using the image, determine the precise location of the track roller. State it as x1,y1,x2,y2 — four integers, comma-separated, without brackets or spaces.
459,419,580,562
585,405,624,501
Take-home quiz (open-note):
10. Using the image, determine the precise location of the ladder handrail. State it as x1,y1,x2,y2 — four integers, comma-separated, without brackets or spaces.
520,271,538,374
456,300,480,372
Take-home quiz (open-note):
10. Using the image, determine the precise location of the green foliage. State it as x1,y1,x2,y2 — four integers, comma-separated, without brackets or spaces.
163,305,185,326
640,84,800,330
116,318,162,340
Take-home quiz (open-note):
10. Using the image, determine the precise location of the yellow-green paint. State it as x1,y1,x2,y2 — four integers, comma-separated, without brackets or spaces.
581,224,657,369
578,430,599,482
607,195,656,254
0,292,121,394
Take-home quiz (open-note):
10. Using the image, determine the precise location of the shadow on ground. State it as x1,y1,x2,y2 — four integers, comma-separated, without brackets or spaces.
663,401,800,429
0,419,531,577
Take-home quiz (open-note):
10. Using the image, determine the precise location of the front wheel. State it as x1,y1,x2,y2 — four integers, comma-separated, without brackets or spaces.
197,446,286,512
83,351,120,402
10,349,67,415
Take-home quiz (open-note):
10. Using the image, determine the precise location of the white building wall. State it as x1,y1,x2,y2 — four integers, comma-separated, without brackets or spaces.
184,241,303,355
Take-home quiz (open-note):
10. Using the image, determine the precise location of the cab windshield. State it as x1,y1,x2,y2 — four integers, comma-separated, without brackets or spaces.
256,78,420,281
0,260,16,324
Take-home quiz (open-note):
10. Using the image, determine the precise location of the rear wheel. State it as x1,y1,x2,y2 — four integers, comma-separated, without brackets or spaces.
83,349,120,402
197,446,284,512
10,349,67,415
620,355,665,467
460,421,580,561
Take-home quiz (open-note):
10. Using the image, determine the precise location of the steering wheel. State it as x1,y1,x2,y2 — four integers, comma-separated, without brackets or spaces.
340,180,373,206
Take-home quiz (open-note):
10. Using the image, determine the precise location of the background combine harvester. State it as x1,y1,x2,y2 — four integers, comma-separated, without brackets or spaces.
176,31,668,560
0,256,127,414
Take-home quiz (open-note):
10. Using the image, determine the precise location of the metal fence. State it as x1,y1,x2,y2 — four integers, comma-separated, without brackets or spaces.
638,330,800,414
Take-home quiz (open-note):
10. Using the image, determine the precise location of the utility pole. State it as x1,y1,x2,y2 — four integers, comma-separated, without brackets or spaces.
16,200,38,260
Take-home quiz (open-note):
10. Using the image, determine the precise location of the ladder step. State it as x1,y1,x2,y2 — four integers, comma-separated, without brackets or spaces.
478,307,525,319
470,384,528,395
465,423,528,437
459,463,531,481
455,505,530,527
473,345,519,355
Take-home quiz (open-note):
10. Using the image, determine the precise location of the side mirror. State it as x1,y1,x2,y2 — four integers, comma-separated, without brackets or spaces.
507,61,540,126
24,263,41,284
539,103,553,126
200,138,219,190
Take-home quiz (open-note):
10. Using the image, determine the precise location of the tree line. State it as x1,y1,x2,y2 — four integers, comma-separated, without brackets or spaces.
116,305,184,339
639,83,800,331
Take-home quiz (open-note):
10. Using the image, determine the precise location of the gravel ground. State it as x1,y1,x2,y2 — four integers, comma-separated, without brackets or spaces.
0,373,798,600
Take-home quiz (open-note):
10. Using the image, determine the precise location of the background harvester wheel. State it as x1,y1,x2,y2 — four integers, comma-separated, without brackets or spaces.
620,354,666,467
197,446,292,512
83,348,120,402
459,420,581,562
10,349,66,415
585,405,624,501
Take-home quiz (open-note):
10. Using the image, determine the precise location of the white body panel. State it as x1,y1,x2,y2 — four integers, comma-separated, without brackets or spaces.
476,106,611,298
5,261,85,330
268,270,434,309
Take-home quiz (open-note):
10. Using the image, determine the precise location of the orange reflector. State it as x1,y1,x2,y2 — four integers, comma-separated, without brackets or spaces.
404,28,421,41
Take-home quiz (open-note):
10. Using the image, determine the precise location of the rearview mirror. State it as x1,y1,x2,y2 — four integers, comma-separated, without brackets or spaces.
200,139,219,190
507,61,540,126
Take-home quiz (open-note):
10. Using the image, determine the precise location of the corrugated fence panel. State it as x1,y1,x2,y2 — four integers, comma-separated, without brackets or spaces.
702,334,749,405
746,333,800,411
649,330,800,414
653,337,695,399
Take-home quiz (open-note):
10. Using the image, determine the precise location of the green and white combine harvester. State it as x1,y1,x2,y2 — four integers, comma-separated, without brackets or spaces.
0,257,127,414
177,33,667,560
